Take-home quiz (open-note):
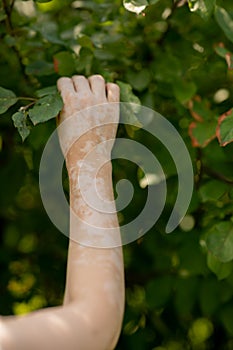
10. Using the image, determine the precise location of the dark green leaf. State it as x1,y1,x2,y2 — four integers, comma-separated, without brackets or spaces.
36,86,58,98
215,6,233,44
28,93,63,125
77,35,94,51
12,111,31,142
206,222,233,263
0,87,18,114
199,180,228,202
173,80,197,104
146,276,173,308
126,69,151,92
25,61,54,76
54,51,76,76
221,305,233,335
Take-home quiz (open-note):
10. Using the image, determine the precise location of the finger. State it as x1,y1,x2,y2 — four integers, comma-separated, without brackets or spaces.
57,77,75,99
106,83,120,102
88,75,106,100
72,75,91,94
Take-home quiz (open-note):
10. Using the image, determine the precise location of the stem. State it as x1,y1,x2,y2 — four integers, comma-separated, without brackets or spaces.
18,97,37,102
19,101,36,111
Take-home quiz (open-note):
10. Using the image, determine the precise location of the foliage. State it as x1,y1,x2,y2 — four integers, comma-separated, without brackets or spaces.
0,0,233,348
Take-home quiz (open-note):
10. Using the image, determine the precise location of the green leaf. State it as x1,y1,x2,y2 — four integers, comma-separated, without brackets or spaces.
206,222,233,263
116,81,142,129
188,0,216,20
0,87,18,114
207,252,233,280
126,69,151,92
217,109,233,147
199,180,228,202
173,80,197,104
12,111,31,142
117,81,141,106
215,6,233,44
35,86,58,98
77,35,94,51
28,93,63,125
54,51,76,76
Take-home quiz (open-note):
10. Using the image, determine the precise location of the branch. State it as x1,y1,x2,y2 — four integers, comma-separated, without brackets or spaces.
2,0,33,89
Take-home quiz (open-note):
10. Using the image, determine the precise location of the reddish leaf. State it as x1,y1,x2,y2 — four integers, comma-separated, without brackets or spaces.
215,43,233,70
189,120,216,148
188,97,204,122
216,109,233,146
225,53,233,70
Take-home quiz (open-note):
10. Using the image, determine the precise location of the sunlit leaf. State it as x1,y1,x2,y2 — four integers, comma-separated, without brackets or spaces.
206,222,233,263
207,252,233,280
123,0,148,14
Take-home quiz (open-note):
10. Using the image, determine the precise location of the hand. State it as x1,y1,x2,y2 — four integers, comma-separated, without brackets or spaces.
57,75,120,170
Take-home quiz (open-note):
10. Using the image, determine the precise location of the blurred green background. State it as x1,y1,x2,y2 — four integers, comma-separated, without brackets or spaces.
1,0,233,349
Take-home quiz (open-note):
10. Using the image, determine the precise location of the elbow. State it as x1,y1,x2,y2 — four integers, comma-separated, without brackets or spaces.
90,302,124,350
84,289,125,350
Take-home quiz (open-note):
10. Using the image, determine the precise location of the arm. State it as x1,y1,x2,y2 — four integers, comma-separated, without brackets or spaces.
0,75,125,350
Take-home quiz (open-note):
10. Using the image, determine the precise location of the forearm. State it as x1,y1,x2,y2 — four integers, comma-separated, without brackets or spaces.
64,158,125,348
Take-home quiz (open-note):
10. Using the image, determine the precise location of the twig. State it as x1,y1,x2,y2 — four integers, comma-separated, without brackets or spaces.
157,0,182,46
202,165,233,185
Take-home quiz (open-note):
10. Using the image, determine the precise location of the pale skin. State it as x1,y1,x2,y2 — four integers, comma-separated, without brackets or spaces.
0,75,125,350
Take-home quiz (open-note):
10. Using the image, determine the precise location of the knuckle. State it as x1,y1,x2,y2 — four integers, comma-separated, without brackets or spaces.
90,74,104,81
